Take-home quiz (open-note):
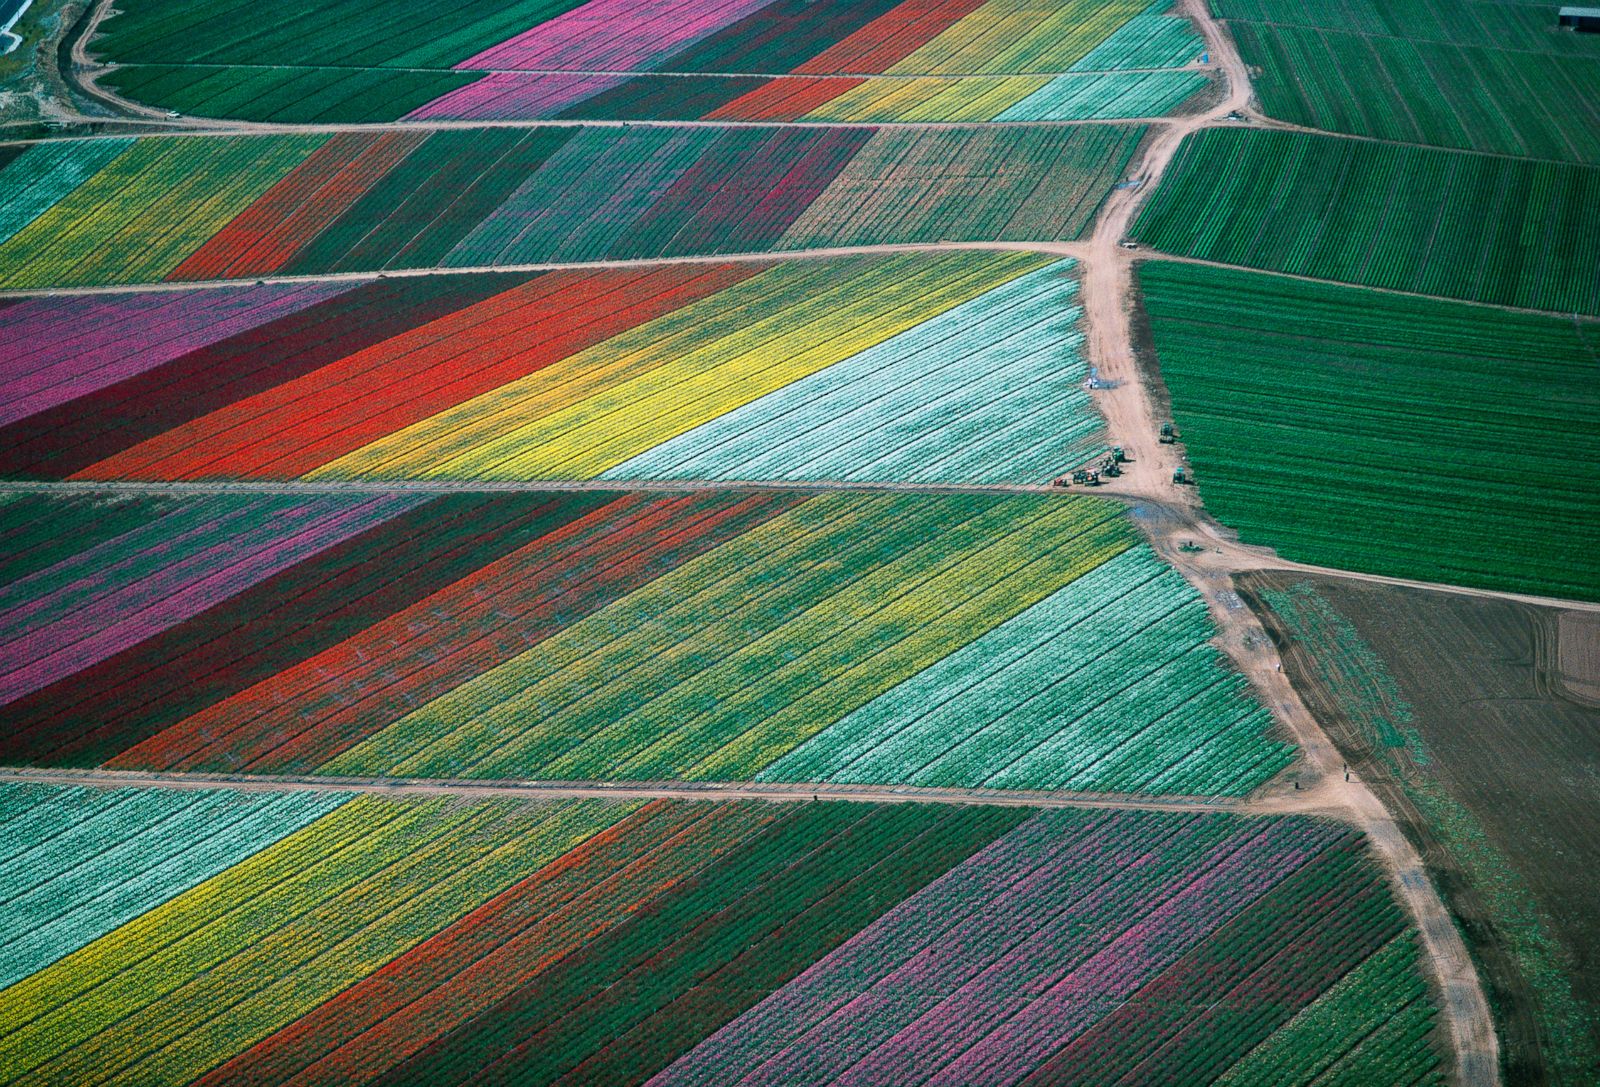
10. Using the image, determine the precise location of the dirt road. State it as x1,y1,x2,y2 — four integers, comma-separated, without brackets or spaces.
0,765,1247,814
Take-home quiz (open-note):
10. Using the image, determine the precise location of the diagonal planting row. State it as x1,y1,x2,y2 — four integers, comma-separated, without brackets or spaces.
0,787,1445,1086
0,126,1141,290
94,0,1206,123
0,254,1101,486
0,490,1290,797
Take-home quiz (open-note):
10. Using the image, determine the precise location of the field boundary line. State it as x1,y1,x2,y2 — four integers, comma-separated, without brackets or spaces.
0,766,1252,814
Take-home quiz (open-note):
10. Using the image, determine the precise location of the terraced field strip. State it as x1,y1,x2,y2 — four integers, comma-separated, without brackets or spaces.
0,253,1101,486
1131,127,1600,314
1139,261,1600,602
92,0,1208,123
0,126,1141,289
0,784,1445,1086
0,489,1289,796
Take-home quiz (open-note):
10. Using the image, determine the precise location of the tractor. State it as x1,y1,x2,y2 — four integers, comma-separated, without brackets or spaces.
1159,422,1177,444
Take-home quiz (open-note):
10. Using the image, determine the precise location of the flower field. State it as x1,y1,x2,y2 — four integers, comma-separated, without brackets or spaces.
1217,0,1600,163
1139,261,1600,602
0,786,1445,1087
0,490,1290,794
0,254,1104,485
93,0,1208,123
0,127,1141,289
1131,127,1600,314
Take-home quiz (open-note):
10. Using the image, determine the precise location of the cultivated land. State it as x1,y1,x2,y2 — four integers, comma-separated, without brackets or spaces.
6,0,1596,1080
1139,261,1600,603
1241,573,1600,1084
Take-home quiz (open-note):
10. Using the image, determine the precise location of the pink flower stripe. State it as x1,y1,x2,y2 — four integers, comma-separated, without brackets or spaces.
735,813,1166,1087
0,283,348,426
780,816,1241,1087
457,0,780,72
648,812,1112,1087
923,822,1341,1087
0,494,426,706
405,73,627,121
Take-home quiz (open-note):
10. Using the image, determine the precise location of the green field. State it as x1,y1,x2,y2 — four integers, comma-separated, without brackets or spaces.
1218,0,1600,163
1140,261,1600,602
1133,127,1600,314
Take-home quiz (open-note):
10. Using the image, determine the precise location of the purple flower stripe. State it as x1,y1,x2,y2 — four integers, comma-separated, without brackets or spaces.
730,813,1164,1087
924,823,1341,1087
457,0,780,72
824,816,1251,1087
648,813,1115,1087
406,73,627,121
0,502,269,639
0,283,350,426
0,495,426,706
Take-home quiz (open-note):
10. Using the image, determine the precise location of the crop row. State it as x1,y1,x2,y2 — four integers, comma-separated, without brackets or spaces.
94,0,1204,123
1133,127,1600,314
0,492,427,708
1139,261,1600,601
0,785,341,989
0,126,1138,289
1231,23,1600,164
605,260,1101,485
403,69,1206,123
652,809,1441,1086
0,490,1287,798
1,253,1100,486
0,275,521,480
0,789,1444,1086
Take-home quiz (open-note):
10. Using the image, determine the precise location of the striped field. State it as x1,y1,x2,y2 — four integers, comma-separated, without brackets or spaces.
95,0,1209,123
0,126,1142,289
0,490,1291,796
0,787,1446,1086
0,254,1103,486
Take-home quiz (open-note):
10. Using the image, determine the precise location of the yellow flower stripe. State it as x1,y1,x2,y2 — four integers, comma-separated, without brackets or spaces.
685,505,1134,778
803,76,1048,123
466,496,1014,779
309,250,1048,481
0,797,629,1085
889,0,1148,75
323,492,892,777
0,136,322,290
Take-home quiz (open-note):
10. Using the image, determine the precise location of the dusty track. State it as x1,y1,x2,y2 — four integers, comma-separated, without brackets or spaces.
0,766,1245,813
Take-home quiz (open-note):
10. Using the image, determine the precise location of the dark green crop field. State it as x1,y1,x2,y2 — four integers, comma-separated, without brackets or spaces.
1216,0,1600,163
1133,128,1600,314
1141,260,1600,601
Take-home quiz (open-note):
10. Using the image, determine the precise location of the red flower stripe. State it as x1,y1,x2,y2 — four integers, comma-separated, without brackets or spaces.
705,76,862,121
200,801,781,1087
0,275,515,479
794,0,991,74
107,489,805,773
169,132,426,282
71,262,760,481
0,493,606,767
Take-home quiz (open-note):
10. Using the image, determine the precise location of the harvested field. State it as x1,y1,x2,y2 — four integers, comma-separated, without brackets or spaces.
1243,572,1600,1084
1138,261,1600,602
0,490,1290,795
0,254,1103,485
0,786,1445,1087
0,127,1140,288
1132,128,1600,314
